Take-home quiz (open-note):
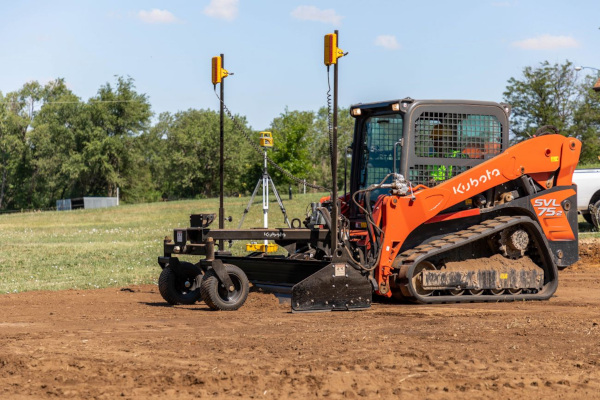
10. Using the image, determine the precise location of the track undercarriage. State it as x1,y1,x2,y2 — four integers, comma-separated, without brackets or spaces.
390,216,557,303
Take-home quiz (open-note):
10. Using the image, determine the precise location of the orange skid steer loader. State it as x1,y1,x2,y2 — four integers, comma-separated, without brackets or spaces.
157,98,580,312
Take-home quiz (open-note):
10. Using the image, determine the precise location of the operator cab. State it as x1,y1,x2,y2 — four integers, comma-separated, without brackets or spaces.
347,98,510,218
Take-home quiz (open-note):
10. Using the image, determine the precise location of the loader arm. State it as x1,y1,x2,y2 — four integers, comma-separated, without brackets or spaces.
370,134,581,296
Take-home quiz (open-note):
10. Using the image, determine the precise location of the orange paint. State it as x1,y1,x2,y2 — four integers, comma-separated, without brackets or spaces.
530,190,576,241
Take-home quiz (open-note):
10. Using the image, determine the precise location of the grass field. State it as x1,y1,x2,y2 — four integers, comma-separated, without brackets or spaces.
0,192,326,294
0,192,597,294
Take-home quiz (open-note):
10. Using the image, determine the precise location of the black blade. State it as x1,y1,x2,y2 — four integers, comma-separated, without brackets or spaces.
291,263,372,312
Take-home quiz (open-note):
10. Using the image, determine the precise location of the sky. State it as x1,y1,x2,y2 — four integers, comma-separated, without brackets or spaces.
0,0,599,130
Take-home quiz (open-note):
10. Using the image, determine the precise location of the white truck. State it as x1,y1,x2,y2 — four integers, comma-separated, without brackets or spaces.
573,168,600,229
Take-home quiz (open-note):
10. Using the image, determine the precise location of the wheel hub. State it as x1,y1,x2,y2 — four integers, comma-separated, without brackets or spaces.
498,228,529,259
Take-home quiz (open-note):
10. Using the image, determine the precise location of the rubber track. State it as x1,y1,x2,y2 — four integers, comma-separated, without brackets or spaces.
394,215,558,304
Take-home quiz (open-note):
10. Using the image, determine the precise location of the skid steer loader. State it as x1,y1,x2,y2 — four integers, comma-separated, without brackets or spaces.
156,98,581,312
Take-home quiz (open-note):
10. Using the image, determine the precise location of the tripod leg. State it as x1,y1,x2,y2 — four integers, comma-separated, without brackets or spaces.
238,179,262,229
269,176,291,228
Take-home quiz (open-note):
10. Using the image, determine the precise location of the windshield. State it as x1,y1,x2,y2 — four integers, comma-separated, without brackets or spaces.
358,113,404,199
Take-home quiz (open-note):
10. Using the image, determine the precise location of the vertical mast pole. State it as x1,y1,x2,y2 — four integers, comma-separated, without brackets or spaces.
219,53,225,251
263,149,269,247
331,30,339,254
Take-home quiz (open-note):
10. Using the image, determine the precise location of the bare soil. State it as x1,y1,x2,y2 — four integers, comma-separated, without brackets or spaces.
2,240,600,399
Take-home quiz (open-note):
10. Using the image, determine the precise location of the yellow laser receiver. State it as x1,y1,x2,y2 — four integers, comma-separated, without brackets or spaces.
211,56,229,85
324,33,345,66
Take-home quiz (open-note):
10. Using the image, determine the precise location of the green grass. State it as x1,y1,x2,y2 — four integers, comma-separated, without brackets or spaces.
578,215,600,237
577,163,600,169
1,192,598,294
0,192,326,294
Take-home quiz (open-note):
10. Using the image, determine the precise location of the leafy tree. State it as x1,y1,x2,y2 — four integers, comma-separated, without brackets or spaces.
504,60,600,164
0,91,20,209
573,75,600,164
312,106,354,191
29,76,153,206
243,107,354,195
267,109,316,192
0,80,61,209
30,81,86,205
86,76,153,200
503,60,579,141
158,109,253,199
134,113,170,202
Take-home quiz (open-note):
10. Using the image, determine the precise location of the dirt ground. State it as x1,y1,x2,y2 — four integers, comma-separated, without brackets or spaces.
2,239,600,399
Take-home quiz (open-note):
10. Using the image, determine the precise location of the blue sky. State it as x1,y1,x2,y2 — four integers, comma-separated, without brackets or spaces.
1,0,599,129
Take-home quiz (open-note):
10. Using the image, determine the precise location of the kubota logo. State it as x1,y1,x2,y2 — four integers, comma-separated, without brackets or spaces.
452,168,501,195
533,198,563,217
264,232,286,238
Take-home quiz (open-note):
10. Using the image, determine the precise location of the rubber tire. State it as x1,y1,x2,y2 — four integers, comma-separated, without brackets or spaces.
583,212,593,225
158,263,202,305
591,200,600,230
200,264,249,311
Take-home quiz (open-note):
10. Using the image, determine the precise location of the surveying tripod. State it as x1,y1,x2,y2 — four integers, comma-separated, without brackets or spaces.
238,148,291,235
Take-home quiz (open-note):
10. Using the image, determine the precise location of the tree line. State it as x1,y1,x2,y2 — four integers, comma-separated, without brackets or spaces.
504,60,600,161
0,60,599,211
0,76,353,210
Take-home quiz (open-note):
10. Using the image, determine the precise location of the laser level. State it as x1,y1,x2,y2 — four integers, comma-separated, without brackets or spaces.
259,131,274,148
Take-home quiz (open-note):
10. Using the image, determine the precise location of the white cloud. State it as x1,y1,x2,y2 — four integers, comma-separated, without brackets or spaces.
138,9,179,24
512,34,580,50
204,0,239,21
374,35,401,50
291,6,343,26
